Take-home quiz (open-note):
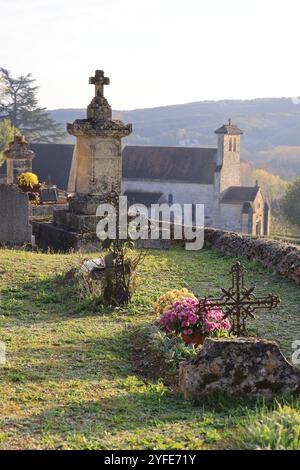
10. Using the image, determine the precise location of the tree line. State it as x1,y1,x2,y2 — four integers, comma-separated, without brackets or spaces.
0,68,65,161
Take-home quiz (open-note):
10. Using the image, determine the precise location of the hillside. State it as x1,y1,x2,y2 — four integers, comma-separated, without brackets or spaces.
50,97,300,181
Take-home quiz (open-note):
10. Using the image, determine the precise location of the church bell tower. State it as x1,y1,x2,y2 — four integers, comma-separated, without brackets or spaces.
215,119,243,194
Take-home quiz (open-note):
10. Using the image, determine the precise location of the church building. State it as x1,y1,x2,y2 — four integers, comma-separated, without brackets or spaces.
0,120,270,236
122,120,270,236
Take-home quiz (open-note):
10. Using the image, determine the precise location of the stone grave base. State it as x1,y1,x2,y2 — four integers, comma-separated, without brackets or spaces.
31,220,102,252
179,337,300,399
32,192,171,252
30,203,69,220
32,219,171,252
31,193,105,252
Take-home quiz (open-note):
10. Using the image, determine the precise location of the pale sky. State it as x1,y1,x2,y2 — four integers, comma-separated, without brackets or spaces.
1,0,300,110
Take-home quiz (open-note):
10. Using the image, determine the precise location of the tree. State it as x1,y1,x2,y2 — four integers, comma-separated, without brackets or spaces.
0,68,65,143
241,163,289,207
281,178,300,227
0,119,20,164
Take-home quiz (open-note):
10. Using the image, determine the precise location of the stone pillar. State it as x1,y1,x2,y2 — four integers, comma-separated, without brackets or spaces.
4,135,35,184
67,70,132,195
32,70,132,252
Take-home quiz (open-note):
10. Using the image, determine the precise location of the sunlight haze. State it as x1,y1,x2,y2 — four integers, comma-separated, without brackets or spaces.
1,0,300,110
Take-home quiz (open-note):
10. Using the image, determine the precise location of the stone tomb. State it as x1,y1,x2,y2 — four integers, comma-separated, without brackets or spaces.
0,184,32,245
32,70,132,252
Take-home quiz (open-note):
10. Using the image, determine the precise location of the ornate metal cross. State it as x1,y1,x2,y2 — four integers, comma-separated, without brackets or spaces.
89,70,110,97
201,262,281,336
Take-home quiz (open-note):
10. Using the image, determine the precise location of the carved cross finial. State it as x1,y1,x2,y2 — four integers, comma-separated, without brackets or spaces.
89,70,110,97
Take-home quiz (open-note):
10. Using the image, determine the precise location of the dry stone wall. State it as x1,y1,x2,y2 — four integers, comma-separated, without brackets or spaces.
204,228,300,284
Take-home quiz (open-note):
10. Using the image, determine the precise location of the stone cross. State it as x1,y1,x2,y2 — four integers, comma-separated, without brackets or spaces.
89,70,110,97
200,262,281,336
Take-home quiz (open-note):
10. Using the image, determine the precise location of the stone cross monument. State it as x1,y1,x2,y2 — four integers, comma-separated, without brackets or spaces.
67,69,132,195
32,69,132,252
4,135,35,184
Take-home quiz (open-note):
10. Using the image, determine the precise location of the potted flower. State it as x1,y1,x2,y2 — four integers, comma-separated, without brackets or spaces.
159,296,231,347
154,288,197,318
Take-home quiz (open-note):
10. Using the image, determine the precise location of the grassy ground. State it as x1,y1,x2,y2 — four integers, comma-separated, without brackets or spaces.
0,247,300,450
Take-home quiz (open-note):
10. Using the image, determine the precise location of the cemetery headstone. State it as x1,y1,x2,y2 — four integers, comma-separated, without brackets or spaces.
0,184,32,244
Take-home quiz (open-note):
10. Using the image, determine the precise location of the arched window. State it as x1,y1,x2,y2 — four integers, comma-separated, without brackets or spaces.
229,138,232,152
233,139,237,152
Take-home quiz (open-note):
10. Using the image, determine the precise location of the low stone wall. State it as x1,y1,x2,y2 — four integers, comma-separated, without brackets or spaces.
204,228,300,284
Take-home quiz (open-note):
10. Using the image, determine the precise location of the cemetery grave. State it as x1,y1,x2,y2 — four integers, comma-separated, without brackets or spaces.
0,246,299,450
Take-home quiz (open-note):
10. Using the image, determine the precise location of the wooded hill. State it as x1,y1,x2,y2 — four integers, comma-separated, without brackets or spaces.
50,97,300,182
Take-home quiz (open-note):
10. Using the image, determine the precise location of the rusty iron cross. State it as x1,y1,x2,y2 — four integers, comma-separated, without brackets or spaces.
89,70,110,97
201,262,281,336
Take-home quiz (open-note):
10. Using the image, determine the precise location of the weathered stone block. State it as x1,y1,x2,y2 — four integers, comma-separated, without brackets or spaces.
179,338,300,399
68,193,107,215
31,220,101,252
53,209,99,232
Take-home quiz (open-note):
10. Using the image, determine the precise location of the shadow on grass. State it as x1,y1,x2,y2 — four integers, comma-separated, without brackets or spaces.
0,326,136,384
0,384,273,449
0,272,116,323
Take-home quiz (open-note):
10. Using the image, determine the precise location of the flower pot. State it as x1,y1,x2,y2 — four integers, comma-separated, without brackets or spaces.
181,331,205,348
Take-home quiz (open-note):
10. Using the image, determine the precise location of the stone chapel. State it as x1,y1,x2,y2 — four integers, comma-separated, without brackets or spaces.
122,120,270,236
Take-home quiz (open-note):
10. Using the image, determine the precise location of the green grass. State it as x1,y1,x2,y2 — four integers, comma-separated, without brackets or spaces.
0,247,300,449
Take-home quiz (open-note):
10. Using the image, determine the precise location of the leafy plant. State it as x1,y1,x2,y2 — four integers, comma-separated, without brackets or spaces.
141,324,198,371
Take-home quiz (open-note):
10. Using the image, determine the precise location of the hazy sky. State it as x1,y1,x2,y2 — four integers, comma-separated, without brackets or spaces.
1,0,300,110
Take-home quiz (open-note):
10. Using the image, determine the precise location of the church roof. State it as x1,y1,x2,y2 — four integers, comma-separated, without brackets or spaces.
221,186,260,204
123,145,217,184
0,144,74,190
31,144,74,189
0,143,219,189
215,119,243,135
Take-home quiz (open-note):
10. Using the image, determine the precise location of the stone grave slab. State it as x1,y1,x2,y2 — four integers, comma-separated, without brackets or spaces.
0,184,32,245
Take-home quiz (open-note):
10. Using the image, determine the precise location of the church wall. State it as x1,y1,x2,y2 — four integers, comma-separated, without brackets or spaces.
122,179,215,224
217,203,245,233
251,191,268,236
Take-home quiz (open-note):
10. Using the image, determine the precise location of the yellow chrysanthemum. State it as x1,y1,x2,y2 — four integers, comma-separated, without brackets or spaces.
17,172,39,190
154,288,197,317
